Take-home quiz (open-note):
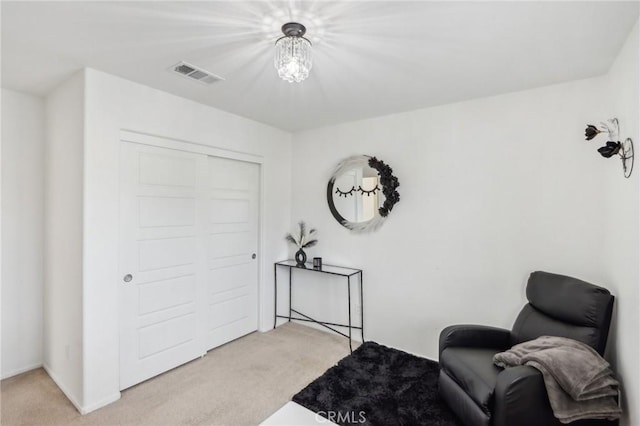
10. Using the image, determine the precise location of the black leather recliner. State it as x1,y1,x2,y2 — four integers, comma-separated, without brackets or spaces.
438,271,616,426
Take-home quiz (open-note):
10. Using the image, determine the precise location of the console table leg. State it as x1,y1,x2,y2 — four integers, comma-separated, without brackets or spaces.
360,271,364,343
348,276,352,353
289,268,292,322
274,264,278,329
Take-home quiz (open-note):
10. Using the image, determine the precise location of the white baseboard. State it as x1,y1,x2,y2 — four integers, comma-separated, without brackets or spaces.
42,364,121,414
42,364,84,413
1,362,43,380
81,391,121,414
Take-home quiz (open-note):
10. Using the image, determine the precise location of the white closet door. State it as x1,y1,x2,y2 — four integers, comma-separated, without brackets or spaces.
205,156,259,350
119,142,207,390
119,141,260,390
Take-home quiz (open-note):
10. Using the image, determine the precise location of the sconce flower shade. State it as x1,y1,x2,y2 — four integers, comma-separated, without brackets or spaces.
585,125,601,141
274,22,312,83
597,141,621,158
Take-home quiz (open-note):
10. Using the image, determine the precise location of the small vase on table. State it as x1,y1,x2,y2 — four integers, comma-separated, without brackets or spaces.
295,249,307,267
286,221,318,269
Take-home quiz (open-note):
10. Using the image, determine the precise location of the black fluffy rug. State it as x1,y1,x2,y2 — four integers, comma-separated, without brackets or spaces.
293,341,461,426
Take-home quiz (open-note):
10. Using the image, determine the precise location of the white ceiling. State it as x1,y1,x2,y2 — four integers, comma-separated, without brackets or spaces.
2,1,638,132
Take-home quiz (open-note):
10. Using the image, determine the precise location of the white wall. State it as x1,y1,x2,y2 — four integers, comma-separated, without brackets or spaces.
43,72,85,408
291,75,609,355
601,21,639,426
1,89,45,379
80,68,292,412
291,21,639,425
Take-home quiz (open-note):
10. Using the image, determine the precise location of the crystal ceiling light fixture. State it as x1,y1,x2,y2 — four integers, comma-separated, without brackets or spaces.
274,22,312,83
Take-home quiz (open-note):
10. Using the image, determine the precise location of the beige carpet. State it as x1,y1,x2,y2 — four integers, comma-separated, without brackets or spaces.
1,323,355,426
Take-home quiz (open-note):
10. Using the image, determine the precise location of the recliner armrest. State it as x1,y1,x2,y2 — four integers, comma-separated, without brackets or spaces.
439,325,511,359
493,365,558,426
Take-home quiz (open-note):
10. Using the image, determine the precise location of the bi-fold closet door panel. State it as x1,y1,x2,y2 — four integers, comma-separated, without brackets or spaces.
119,141,259,390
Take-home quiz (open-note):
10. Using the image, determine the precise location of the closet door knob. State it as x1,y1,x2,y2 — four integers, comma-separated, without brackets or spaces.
123,274,133,283
252,253,257,259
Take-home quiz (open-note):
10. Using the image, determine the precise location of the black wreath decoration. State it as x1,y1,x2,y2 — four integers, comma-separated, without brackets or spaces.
368,156,400,217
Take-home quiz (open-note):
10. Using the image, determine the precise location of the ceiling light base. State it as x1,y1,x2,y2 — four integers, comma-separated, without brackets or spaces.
281,22,306,38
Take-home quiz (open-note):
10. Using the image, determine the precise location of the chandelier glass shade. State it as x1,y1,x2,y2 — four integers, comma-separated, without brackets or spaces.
274,22,312,83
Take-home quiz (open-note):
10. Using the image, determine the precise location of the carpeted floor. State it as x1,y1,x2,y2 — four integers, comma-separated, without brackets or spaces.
1,322,353,426
293,341,461,426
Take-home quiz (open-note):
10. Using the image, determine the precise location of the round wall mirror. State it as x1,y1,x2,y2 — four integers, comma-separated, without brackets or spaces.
327,155,400,232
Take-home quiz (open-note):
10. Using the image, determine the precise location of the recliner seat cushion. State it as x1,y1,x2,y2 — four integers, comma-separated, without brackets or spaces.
440,347,503,415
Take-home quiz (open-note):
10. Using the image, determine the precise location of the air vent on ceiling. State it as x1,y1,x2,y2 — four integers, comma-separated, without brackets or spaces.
170,61,224,85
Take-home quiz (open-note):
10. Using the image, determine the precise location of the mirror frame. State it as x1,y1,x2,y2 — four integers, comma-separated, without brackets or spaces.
326,155,400,232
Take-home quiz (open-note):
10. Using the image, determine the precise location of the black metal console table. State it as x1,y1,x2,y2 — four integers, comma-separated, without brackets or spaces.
274,260,364,352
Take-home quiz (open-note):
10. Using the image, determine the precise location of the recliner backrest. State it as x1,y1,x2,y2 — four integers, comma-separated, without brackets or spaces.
510,271,614,355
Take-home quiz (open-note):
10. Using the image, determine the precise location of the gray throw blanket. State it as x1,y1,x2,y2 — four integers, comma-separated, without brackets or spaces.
493,336,621,423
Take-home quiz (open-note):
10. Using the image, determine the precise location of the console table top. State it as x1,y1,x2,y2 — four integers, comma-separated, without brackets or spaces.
275,260,362,277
